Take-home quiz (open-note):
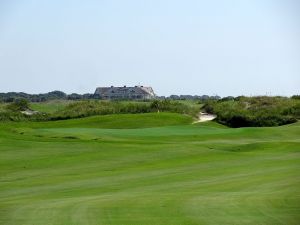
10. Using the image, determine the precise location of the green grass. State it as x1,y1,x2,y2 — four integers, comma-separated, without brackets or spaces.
30,100,73,113
0,103,7,112
0,113,299,224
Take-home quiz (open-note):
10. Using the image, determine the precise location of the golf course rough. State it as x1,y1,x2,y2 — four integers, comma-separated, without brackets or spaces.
0,113,299,225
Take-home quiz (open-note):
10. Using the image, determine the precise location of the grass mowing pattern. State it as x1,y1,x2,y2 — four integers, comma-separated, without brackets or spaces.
0,113,299,224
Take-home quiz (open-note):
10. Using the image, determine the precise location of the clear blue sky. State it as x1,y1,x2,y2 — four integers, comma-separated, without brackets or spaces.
0,0,299,96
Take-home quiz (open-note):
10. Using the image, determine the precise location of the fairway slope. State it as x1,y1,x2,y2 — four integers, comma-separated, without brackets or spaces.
12,112,193,129
0,115,299,225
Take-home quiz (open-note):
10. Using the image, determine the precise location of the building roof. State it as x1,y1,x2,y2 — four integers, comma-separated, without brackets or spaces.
94,86,155,97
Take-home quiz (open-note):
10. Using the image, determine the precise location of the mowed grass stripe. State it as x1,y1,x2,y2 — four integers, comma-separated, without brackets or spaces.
0,113,299,224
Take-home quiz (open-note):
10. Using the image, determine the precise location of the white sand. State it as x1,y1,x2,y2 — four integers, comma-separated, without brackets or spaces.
193,112,216,123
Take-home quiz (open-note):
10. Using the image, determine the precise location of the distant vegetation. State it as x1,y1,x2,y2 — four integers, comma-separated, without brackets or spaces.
0,91,93,102
6,98,29,111
0,91,220,102
1,92,299,128
203,96,300,127
0,99,200,122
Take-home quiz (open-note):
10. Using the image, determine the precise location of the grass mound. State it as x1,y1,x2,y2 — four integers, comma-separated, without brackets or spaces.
7,112,194,129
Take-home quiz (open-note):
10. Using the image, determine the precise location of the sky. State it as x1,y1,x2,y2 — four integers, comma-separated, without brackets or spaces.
0,0,299,97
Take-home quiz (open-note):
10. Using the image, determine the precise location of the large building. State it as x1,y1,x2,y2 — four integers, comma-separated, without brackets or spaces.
94,86,156,100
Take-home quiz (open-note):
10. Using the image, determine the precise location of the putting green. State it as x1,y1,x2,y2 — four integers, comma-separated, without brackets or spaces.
0,113,299,225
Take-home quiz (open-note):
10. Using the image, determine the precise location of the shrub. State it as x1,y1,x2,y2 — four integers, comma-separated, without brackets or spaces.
291,95,300,100
49,100,198,120
203,96,299,127
6,99,29,111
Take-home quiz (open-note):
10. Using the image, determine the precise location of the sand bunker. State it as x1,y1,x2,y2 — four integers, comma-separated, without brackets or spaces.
193,112,217,123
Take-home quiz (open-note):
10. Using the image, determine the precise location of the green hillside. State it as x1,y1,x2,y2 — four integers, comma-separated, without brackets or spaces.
0,113,299,224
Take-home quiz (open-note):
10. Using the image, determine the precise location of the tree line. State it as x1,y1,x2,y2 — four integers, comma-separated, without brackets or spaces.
0,91,224,102
0,91,94,102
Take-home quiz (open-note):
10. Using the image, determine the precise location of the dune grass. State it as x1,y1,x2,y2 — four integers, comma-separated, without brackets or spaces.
30,100,74,113
0,113,299,224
